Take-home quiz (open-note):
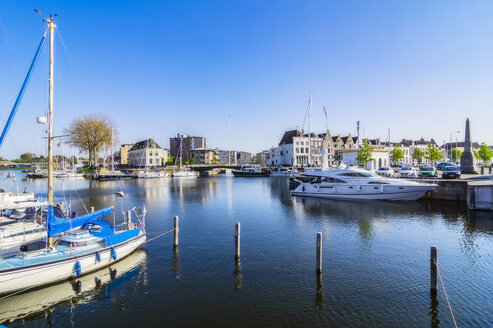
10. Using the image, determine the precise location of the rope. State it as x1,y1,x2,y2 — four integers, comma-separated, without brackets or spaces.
435,259,458,328
145,228,175,244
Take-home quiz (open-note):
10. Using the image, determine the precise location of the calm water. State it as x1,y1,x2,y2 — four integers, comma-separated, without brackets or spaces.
1,173,493,327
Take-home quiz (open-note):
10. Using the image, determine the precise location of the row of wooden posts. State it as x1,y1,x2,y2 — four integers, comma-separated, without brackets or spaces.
169,216,438,293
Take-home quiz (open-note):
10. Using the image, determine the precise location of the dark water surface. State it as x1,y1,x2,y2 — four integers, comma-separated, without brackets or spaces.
1,173,493,327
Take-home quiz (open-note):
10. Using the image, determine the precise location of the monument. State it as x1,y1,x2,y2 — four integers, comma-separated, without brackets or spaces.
460,118,477,174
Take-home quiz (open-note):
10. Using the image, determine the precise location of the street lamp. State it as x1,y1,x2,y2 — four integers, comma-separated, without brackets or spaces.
450,130,460,162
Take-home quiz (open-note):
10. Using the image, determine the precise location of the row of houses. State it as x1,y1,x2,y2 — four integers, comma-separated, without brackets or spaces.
267,129,485,170
115,134,252,168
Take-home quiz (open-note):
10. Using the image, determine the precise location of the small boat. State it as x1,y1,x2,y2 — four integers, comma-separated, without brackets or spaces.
290,168,437,201
26,169,48,179
96,168,133,181
232,167,269,177
173,170,197,178
0,206,146,295
6,172,15,179
172,135,197,178
0,248,147,324
0,187,35,210
137,170,169,179
270,167,299,177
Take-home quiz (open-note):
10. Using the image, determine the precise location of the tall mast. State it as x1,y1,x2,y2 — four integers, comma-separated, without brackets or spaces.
46,16,55,207
111,128,114,170
179,134,183,169
227,115,231,166
308,92,312,166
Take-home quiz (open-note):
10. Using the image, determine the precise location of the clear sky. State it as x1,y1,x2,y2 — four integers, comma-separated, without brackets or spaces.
0,0,492,159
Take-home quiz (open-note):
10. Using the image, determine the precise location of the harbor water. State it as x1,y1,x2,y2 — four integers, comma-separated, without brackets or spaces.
1,173,493,327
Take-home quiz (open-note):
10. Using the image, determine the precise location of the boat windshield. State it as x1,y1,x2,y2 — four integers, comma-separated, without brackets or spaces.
401,167,412,170
338,172,373,178
378,167,389,171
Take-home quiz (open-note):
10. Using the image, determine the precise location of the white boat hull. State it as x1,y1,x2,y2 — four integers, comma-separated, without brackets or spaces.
173,171,197,178
0,233,146,295
291,183,435,201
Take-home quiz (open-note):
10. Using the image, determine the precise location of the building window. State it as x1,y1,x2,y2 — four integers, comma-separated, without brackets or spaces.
149,152,152,156
155,152,158,156
149,158,153,164
280,151,283,156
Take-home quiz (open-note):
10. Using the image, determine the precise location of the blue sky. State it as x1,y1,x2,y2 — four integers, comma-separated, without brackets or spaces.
0,0,492,159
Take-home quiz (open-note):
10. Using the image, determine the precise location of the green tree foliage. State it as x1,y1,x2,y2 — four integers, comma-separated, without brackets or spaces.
425,144,443,162
65,115,116,167
391,144,405,162
357,140,374,164
448,148,462,162
477,143,492,162
412,148,425,163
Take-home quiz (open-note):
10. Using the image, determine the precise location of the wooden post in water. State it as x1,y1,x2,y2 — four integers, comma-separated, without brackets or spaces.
173,216,179,248
90,206,94,213
481,166,484,175
235,222,240,259
430,246,437,294
316,232,322,274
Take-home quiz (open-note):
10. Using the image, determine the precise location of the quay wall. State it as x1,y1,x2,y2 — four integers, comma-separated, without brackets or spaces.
428,180,469,202
467,181,493,211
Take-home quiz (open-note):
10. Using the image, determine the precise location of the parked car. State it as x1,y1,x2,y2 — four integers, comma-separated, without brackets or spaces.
436,162,458,171
442,166,461,179
391,164,403,172
418,166,438,177
398,166,417,178
375,167,394,177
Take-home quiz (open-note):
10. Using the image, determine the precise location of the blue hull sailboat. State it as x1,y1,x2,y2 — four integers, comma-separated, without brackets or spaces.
0,15,146,295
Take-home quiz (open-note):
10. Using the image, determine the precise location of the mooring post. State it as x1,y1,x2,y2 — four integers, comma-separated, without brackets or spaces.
90,206,94,213
235,222,240,259
316,232,322,274
430,245,437,294
173,216,179,248
490,166,492,174
481,166,484,175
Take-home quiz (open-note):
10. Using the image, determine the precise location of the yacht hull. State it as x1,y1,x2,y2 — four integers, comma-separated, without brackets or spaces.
291,184,435,201
0,233,146,295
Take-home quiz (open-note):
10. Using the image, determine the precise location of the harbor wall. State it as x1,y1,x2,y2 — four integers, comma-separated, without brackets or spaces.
428,180,469,202
467,181,493,211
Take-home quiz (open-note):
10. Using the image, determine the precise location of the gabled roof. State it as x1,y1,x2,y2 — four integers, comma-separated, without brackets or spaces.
129,139,162,151
278,130,301,145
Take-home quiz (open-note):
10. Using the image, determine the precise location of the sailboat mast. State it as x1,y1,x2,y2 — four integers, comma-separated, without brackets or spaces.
47,16,55,206
308,92,312,166
111,128,114,170
179,135,183,169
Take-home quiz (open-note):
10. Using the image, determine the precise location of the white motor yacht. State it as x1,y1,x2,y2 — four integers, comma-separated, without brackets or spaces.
290,168,437,201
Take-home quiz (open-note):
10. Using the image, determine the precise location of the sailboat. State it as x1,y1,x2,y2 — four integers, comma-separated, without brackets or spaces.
137,139,169,178
0,15,146,296
173,135,197,178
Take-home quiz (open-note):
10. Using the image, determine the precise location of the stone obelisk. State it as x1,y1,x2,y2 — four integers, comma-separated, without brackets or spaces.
460,118,477,174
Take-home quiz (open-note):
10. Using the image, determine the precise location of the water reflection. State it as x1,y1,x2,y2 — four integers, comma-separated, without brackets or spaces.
429,293,440,328
234,259,242,291
0,249,147,326
315,274,323,312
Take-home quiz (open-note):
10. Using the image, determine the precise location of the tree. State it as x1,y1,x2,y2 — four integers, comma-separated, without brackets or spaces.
448,148,462,163
477,143,492,163
425,144,443,163
391,144,405,163
357,140,374,165
65,115,116,167
412,148,425,163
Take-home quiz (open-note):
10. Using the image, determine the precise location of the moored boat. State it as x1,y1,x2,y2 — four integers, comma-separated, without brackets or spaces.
290,168,437,201
232,167,269,177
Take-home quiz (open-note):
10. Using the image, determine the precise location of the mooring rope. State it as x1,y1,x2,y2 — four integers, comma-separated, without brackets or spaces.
145,228,175,244
435,259,458,328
